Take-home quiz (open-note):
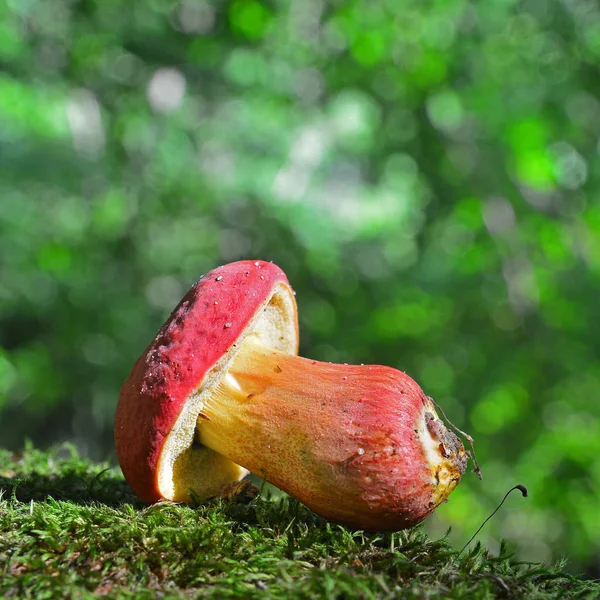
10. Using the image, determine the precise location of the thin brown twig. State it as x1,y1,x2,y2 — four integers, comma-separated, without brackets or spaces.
429,396,482,480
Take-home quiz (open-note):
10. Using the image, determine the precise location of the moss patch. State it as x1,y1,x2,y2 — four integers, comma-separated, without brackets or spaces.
0,445,597,599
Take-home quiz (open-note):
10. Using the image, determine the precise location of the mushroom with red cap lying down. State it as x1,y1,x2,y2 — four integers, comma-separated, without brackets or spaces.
115,260,469,530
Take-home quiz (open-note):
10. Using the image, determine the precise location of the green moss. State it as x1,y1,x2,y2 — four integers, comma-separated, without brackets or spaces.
0,445,597,599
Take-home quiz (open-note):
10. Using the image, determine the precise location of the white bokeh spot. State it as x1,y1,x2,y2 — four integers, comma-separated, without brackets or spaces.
147,68,186,114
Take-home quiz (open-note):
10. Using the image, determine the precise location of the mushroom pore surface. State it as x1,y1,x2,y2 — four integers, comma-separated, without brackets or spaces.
156,280,298,501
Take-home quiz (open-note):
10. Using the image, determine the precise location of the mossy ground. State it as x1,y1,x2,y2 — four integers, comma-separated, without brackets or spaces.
0,445,597,599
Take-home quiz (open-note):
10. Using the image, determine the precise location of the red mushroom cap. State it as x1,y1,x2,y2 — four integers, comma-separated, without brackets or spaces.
115,260,299,503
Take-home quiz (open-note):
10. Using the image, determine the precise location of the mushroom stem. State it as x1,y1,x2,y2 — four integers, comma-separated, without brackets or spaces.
196,337,467,530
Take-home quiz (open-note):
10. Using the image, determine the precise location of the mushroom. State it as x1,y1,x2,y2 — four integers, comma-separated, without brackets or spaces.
115,260,468,530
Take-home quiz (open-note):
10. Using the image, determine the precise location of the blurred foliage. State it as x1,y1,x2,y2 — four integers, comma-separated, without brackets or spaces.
1,0,599,575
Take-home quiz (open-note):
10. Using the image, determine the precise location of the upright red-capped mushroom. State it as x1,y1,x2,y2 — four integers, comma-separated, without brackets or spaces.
115,260,468,530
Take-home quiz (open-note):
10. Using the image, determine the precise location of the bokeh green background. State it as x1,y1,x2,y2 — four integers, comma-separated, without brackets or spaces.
1,0,599,575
